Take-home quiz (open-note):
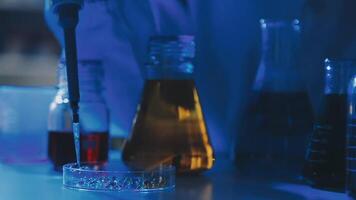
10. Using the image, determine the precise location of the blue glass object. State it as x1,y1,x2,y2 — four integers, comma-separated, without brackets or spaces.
235,19,313,175
63,162,175,191
347,74,356,197
48,59,109,170
304,59,356,190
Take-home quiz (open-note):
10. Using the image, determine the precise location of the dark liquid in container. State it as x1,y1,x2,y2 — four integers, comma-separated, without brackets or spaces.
236,92,313,170
303,94,347,190
347,118,356,197
48,131,109,170
122,80,214,173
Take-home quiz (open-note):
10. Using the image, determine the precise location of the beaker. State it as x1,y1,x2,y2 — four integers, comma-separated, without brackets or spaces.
122,35,214,173
303,59,356,190
48,59,109,170
347,74,356,197
235,19,313,172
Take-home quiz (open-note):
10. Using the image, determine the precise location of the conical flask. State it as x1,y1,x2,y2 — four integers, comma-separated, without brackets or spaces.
236,19,313,173
122,36,214,173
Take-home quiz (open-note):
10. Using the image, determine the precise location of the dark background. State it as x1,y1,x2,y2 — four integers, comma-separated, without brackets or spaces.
0,1,60,86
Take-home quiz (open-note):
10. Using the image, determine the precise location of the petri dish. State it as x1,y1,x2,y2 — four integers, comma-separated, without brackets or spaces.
63,162,175,192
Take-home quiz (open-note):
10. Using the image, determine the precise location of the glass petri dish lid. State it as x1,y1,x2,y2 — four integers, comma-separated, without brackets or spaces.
63,162,175,192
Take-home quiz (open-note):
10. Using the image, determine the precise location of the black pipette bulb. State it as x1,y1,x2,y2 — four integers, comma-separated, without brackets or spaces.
52,0,83,167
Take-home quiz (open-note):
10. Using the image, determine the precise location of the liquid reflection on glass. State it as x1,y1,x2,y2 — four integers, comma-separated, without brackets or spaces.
123,36,214,173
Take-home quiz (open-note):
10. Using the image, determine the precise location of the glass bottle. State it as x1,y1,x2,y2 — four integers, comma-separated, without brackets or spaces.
347,74,356,197
48,58,109,170
122,35,214,173
303,60,356,190
235,19,313,173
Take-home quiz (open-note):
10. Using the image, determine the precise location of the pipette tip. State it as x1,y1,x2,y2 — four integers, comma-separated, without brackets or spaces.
73,122,80,167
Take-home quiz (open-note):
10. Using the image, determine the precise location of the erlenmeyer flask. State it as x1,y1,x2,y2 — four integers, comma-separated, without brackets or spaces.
122,36,214,173
235,19,313,173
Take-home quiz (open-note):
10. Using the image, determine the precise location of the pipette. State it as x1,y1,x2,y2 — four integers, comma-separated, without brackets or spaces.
52,0,83,167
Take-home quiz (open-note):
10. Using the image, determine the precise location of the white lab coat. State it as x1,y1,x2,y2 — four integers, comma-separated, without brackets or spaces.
45,0,311,155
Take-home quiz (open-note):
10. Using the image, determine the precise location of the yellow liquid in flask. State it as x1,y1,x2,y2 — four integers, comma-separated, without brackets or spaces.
122,80,215,173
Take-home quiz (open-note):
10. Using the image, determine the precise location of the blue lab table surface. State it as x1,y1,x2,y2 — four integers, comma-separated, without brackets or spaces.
0,134,351,200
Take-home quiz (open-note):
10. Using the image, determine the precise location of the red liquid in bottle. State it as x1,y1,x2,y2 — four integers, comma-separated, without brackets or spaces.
48,131,109,170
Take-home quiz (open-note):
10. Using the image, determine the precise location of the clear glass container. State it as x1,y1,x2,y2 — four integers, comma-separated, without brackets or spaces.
122,35,214,174
47,59,109,170
304,59,356,190
63,162,175,191
235,19,313,174
347,73,356,197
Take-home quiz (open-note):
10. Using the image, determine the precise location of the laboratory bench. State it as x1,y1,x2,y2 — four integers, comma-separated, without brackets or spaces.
0,134,350,200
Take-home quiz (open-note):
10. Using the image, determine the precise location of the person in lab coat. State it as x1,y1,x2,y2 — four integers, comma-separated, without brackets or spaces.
45,0,143,139
45,0,356,157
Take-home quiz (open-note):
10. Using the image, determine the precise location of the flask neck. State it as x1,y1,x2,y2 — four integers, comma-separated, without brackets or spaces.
146,35,195,80
254,19,303,92
78,60,105,102
57,60,69,102
325,59,356,94
260,19,300,65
